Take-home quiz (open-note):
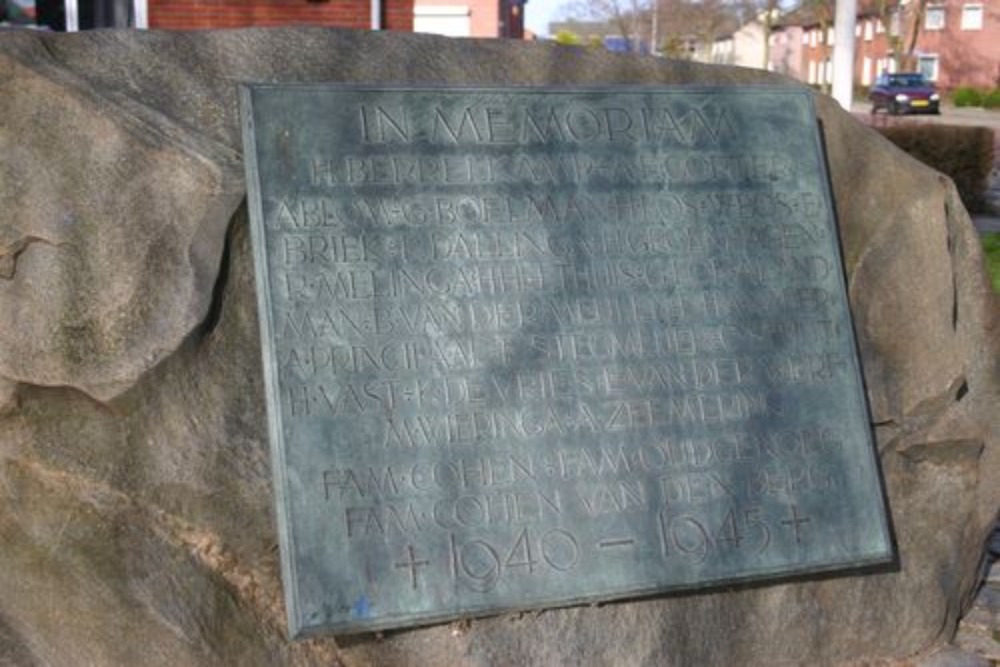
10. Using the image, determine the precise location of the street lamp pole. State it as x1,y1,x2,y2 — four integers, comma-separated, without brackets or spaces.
832,0,858,109
651,0,659,54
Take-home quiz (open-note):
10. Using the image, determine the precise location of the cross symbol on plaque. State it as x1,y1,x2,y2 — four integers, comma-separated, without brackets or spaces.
780,505,811,544
394,545,429,589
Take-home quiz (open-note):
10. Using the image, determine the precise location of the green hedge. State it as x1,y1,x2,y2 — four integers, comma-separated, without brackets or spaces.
876,125,995,213
983,233,1000,294
950,86,1000,109
952,86,984,107
983,89,1000,110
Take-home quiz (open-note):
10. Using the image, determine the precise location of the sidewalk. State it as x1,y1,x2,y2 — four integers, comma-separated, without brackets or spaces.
974,216,1000,234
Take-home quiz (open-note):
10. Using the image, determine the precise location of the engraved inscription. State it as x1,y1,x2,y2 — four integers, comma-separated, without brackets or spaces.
242,85,894,636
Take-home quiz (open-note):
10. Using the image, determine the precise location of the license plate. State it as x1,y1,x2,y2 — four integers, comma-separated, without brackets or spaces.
912,100,929,107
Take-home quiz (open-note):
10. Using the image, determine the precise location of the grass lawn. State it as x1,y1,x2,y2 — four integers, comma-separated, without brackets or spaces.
983,233,1000,294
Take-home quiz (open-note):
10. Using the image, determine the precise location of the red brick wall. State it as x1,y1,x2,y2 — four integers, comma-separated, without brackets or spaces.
798,0,1000,91
150,0,413,31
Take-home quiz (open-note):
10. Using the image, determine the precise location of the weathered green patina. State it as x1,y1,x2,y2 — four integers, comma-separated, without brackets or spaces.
240,85,893,638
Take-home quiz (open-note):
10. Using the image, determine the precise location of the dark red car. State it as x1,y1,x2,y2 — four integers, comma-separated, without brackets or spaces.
869,72,941,115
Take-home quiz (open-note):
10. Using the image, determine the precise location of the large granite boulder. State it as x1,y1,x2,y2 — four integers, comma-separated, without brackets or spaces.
0,28,997,666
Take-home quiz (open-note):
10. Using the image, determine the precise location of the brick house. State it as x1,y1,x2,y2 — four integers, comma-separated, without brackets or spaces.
14,0,413,32
8,0,528,37
413,0,525,37
768,21,805,79
150,0,413,31
790,0,999,90
710,20,768,69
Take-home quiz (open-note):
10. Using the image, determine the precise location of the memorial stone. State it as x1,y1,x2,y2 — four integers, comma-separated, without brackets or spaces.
240,85,894,637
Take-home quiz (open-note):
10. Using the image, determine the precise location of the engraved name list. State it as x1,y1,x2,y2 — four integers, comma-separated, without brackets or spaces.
240,86,894,637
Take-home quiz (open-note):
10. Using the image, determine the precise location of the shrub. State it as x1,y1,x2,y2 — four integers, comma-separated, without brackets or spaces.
553,30,582,46
952,86,984,107
983,89,1000,110
877,125,995,213
982,233,1000,295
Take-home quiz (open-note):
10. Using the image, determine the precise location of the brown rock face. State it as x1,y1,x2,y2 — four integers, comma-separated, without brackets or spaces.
0,28,997,667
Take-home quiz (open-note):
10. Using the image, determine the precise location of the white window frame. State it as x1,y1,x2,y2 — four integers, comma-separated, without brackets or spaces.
864,20,873,40
862,56,873,85
413,5,472,37
917,53,940,81
133,0,148,28
924,5,946,30
876,18,885,33
961,3,983,29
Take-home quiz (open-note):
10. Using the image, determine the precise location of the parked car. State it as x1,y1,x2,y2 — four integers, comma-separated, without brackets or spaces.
869,73,941,115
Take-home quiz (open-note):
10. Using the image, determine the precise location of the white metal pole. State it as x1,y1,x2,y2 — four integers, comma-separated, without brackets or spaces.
651,0,658,55
65,0,79,31
370,0,382,29
832,0,857,109
133,0,148,28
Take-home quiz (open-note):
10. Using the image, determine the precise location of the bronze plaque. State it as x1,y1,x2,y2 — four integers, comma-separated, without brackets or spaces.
240,85,894,637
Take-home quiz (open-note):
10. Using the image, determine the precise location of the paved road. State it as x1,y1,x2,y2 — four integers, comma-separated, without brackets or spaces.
975,216,1000,233
850,101,1000,131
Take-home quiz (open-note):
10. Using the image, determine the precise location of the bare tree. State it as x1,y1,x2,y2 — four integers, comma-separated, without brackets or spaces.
802,0,835,91
760,0,779,69
563,0,743,57
729,0,781,69
569,0,650,50
647,0,740,57
878,0,929,71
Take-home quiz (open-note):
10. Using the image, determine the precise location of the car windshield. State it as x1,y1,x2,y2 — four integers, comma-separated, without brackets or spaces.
888,74,928,87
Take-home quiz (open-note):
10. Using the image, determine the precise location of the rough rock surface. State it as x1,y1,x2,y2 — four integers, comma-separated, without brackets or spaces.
0,28,997,667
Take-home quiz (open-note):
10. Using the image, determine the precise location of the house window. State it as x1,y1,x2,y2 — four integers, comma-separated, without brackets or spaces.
809,29,817,46
864,20,873,40
918,54,939,81
876,19,885,33
827,27,834,44
413,5,471,37
961,3,983,29
808,60,817,84
925,5,945,30
862,56,873,85
889,10,901,36
802,31,809,45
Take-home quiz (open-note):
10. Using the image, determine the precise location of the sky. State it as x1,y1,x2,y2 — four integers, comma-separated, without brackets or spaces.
525,0,571,37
